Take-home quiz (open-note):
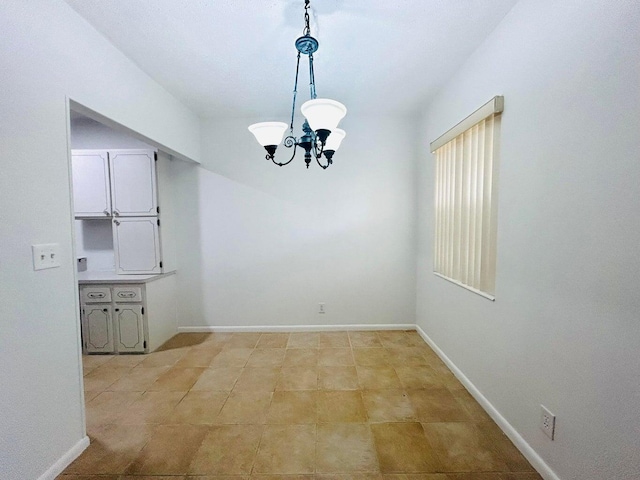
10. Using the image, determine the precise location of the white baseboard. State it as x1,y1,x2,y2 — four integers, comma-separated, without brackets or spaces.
414,325,560,480
37,435,89,480
178,324,416,333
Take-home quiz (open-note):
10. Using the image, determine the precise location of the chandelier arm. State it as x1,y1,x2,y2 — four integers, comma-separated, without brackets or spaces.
283,135,297,149
271,135,298,167
315,154,330,169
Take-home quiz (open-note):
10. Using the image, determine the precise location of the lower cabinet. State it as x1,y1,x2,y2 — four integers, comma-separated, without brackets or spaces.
81,284,147,354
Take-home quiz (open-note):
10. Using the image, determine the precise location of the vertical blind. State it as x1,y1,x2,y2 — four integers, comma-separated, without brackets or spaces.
433,113,500,298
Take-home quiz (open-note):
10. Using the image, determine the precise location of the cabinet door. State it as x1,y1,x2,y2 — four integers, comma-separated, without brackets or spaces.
109,150,158,217
82,304,114,353
114,304,145,353
72,150,111,218
113,218,162,274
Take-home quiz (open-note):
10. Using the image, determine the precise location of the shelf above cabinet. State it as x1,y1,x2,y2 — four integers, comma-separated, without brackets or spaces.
77,270,175,284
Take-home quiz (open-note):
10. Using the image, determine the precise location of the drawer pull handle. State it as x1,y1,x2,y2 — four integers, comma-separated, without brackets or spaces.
88,293,105,299
118,292,135,298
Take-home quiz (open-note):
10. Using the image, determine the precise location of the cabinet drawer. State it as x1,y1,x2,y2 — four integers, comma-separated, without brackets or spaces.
112,285,143,302
81,286,112,303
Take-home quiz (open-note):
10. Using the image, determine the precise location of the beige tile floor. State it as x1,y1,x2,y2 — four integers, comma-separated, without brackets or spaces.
59,330,542,480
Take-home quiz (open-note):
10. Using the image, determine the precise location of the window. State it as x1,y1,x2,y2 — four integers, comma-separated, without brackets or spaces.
430,96,503,300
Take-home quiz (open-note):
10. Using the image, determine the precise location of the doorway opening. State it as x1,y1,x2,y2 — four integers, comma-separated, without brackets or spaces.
66,100,181,434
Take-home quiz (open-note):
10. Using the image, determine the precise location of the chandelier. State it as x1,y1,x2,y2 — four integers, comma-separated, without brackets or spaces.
248,0,347,169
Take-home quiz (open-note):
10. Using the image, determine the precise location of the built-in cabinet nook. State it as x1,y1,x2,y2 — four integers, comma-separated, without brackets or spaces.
71,115,177,354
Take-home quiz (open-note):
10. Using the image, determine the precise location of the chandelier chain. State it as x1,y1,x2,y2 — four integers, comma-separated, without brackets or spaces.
303,0,311,36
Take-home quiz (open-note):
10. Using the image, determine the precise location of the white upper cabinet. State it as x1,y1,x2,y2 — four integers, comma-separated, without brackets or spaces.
113,217,161,274
72,149,157,218
109,150,158,216
72,150,111,217
73,148,169,275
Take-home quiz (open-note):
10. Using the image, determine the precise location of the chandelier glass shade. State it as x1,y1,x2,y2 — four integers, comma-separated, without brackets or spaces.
248,0,346,169
247,122,288,147
323,128,346,152
300,99,347,133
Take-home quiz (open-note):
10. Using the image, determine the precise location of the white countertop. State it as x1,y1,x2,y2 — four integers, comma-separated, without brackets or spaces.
77,270,176,284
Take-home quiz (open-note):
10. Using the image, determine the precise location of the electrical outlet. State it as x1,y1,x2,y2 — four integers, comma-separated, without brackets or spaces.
32,243,61,270
318,303,326,314
540,405,556,440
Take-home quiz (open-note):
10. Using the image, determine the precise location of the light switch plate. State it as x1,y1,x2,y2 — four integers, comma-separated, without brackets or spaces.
32,244,61,270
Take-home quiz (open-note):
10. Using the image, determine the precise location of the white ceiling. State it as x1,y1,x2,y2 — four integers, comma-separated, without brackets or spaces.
64,0,517,118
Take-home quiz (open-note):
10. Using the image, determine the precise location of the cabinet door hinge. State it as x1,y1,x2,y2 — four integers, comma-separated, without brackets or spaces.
143,340,147,349
159,261,163,269
156,206,160,214
157,218,160,226
154,152,158,161
141,307,145,315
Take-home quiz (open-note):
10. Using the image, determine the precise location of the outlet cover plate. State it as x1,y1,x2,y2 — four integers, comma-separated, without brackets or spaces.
540,404,556,440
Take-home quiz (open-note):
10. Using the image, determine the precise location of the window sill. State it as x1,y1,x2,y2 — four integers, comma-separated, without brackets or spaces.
433,272,496,301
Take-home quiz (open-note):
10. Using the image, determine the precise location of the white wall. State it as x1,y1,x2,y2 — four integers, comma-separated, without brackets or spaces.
74,219,115,271
156,151,179,273
415,1,640,479
172,115,417,328
0,2,200,479
70,116,154,150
